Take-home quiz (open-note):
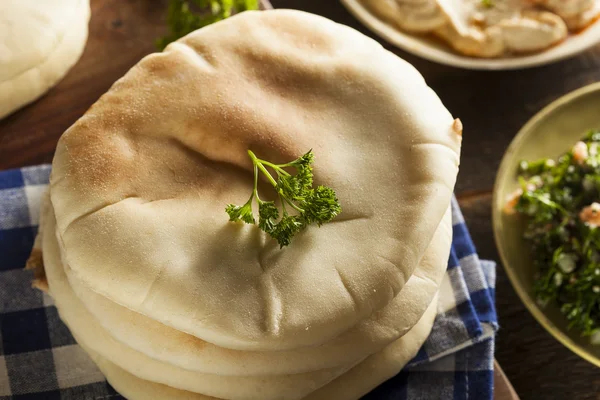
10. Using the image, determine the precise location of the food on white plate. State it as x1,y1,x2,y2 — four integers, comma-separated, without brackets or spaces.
362,0,600,58
366,0,447,32
27,9,462,400
505,130,600,343
0,0,90,119
536,0,600,29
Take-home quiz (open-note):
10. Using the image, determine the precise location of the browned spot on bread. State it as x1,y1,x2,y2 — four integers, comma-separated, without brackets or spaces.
25,248,43,271
452,118,463,136
26,248,48,292
32,278,49,293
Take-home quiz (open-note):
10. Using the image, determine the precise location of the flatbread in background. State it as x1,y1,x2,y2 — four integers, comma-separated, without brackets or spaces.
0,0,90,119
49,9,461,351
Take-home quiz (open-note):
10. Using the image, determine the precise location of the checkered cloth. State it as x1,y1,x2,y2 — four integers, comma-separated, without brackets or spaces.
0,165,498,400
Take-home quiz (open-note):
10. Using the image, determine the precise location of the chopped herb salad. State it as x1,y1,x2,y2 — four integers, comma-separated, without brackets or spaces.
505,130,600,342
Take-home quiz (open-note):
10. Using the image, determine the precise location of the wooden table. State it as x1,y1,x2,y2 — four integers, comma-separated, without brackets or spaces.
1,1,600,398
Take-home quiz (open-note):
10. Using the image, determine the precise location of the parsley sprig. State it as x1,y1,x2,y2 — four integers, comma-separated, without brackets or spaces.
512,130,600,339
226,150,342,248
157,0,259,50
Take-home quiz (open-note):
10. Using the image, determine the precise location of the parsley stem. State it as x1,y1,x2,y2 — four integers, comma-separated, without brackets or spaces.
228,149,341,248
258,164,277,187
252,163,259,200
248,150,278,187
279,193,288,216
259,160,291,177
283,196,304,213
248,151,304,213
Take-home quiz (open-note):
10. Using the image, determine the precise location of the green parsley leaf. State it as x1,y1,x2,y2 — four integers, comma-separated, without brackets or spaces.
225,149,342,248
258,201,278,233
157,0,259,50
271,215,304,248
301,186,342,226
225,202,255,224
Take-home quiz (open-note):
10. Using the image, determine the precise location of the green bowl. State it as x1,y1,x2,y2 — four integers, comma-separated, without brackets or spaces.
493,82,600,367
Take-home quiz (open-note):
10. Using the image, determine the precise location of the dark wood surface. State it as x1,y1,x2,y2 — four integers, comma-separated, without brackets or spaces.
1,1,600,399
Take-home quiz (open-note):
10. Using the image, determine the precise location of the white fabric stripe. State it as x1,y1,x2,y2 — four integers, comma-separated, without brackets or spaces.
424,323,496,366
447,267,471,305
43,292,55,307
21,165,52,186
460,254,489,292
481,260,497,290
25,185,47,227
0,187,29,230
408,352,456,372
53,345,104,389
451,197,465,226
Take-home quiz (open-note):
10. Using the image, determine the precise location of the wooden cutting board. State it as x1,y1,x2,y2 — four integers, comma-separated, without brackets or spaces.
0,1,518,399
495,359,520,400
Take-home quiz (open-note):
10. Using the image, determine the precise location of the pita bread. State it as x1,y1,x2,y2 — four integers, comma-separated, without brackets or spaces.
49,9,461,350
85,345,217,400
63,206,451,376
305,293,438,399
0,0,90,118
81,296,437,400
35,183,443,398
43,209,359,400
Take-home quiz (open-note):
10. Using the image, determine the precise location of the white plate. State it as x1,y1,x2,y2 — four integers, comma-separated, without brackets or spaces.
341,0,600,70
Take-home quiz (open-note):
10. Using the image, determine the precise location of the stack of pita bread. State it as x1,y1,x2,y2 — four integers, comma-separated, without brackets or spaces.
1,0,90,119
30,10,462,400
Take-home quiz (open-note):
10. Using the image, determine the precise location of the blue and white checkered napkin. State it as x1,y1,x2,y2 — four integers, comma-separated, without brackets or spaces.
0,165,498,400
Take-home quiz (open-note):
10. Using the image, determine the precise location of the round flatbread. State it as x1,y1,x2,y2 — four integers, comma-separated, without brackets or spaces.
64,206,451,375
42,210,357,400
306,293,438,399
49,9,461,351
82,297,438,400
0,0,90,118
85,345,217,400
